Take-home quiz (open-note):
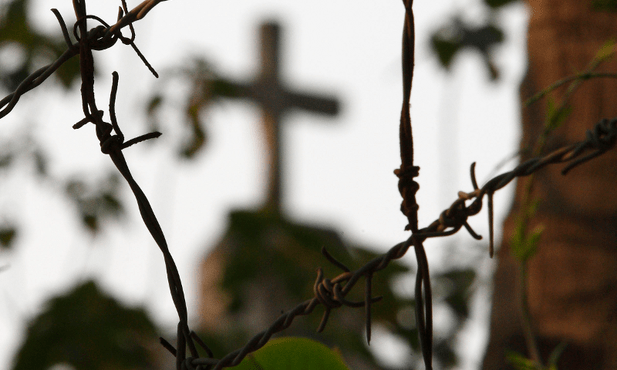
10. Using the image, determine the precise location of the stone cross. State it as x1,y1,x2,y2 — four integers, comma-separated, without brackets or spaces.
217,22,340,214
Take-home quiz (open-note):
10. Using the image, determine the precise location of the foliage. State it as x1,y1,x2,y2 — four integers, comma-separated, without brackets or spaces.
591,0,617,12
3,0,616,369
0,224,17,249
504,36,617,370
147,59,218,158
233,337,350,370
64,173,125,234
0,0,81,91
430,0,517,80
11,280,159,370
0,0,124,238
0,0,479,368
199,209,476,369
431,18,503,80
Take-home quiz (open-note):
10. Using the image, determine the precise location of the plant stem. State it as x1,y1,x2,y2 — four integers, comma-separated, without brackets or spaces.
511,43,615,368
519,262,542,367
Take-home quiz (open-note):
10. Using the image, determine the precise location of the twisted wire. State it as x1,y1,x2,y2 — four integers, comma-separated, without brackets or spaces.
174,114,617,369
0,0,162,119
2,1,617,370
418,117,617,258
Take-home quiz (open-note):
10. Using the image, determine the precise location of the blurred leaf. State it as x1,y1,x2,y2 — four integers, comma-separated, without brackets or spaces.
0,151,13,168
547,341,568,368
147,94,163,115
64,173,124,234
234,337,350,370
0,0,81,92
54,55,81,89
511,223,544,263
430,17,504,80
147,58,249,159
83,213,98,232
440,269,476,319
431,37,461,68
32,148,47,176
592,0,617,12
434,338,457,368
102,192,122,213
506,351,541,370
181,109,207,158
484,0,519,8
0,226,17,249
546,97,573,130
12,280,159,370
593,39,616,63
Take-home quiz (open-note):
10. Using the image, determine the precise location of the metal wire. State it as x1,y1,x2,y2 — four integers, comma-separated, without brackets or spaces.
0,0,161,119
1,1,616,370
179,119,617,370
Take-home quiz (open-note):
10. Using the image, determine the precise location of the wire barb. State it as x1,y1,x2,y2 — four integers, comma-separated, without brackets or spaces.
1,1,616,369
0,0,165,120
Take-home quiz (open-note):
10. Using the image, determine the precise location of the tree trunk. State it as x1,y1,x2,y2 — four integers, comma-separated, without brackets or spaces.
482,1,617,369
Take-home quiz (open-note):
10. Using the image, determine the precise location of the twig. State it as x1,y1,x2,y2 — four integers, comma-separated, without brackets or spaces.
524,72,617,107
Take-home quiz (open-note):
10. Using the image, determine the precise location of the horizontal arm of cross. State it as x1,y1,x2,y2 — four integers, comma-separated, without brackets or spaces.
210,78,339,117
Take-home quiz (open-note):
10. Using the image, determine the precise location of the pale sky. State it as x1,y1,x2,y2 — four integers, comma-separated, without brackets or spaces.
0,0,528,368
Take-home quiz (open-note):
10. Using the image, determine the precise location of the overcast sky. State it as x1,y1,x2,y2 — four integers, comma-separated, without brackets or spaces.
0,0,528,368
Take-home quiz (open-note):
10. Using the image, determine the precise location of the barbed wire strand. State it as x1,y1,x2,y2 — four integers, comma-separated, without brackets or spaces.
395,1,433,368
181,114,617,370
0,0,161,119
1,1,617,369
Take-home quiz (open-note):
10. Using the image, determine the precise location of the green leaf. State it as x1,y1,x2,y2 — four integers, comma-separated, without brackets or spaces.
233,337,350,370
545,97,572,130
595,39,616,62
511,224,544,263
506,351,541,370
510,198,544,263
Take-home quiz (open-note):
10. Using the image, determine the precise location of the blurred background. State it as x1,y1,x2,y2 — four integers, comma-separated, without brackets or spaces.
0,0,527,368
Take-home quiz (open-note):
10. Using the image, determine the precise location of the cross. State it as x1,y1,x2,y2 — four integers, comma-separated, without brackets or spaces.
215,21,340,215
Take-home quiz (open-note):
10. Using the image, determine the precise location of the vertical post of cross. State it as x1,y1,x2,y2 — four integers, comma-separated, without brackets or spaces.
259,23,284,215
217,21,340,215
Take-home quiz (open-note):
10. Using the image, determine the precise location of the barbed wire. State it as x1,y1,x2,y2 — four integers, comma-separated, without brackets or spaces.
168,0,617,369
1,1,617,370
0,0,160,119
171,116,617,370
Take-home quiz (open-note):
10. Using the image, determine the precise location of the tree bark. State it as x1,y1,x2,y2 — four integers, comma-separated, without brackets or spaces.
482,1,617,369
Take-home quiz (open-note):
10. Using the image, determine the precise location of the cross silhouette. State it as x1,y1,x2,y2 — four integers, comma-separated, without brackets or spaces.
216,21,340,215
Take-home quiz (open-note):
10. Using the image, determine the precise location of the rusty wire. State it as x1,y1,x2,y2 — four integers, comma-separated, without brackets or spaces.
0,0,161,119
1,1,617,370
63,2,201,369
176,118,617,370
394,1,433,369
